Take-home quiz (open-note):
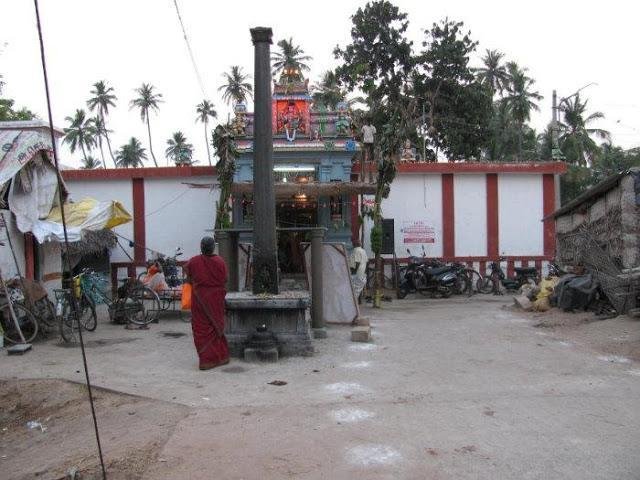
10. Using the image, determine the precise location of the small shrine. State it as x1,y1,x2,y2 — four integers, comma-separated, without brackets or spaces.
231,65,374,274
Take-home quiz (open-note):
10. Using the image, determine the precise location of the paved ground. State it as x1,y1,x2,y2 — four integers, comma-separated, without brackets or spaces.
2,296,640,479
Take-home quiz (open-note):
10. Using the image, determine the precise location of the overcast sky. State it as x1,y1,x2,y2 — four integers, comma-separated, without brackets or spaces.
3,0,639,167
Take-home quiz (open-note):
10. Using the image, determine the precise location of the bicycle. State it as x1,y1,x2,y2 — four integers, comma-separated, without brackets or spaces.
86,270,161,327
54,272,98,343
0,294,38,344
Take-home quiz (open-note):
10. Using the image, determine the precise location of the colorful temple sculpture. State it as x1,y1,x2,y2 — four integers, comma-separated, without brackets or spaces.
231,67,372,273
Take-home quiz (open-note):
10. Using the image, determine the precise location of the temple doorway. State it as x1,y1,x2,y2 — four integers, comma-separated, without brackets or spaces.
276,197,317,274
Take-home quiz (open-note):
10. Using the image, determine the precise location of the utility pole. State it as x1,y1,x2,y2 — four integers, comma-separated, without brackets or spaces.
551,90,563,161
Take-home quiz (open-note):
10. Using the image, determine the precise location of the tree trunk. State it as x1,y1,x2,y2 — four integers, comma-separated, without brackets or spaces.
80,142,88,163
204,121,211,166
146,117,158,167
97,135,107,169
518,123,523,162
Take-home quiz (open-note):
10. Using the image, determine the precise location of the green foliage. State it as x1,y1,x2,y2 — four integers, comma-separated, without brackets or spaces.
0,98,36,121
165,131,194,166
413,19,492,160
63,109,96,162
370,224,382,255
81,155,102,170
87,80,117,167
115,137,147,168
130,83,162,167
212,124,239,229
272,38,312,81
311,71,346,110
196,100,217,166
218,66,252,105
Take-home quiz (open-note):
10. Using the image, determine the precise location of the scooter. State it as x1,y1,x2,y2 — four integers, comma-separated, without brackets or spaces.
479,260,539,294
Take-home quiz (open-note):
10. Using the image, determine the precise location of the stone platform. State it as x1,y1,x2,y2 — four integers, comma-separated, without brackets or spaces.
225,291,314,357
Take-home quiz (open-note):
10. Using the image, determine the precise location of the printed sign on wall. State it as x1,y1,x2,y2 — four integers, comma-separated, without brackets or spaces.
402,220,435,244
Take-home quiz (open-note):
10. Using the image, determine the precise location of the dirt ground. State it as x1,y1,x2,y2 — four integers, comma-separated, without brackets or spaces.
0,379,188,480
1,296,639,479
512,304,640,362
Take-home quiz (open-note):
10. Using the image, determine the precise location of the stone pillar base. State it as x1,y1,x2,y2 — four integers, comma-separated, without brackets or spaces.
225,291,314,357
312,327,328,339
244,347,279,362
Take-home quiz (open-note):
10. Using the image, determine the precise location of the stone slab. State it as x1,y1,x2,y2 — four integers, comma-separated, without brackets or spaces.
244,347,279,363
351,326,371,343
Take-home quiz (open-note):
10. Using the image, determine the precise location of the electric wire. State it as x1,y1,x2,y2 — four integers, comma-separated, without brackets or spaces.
171,0,206,98
32,1,107,478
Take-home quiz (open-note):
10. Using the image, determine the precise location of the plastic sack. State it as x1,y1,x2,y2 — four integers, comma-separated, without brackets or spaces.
181,283,192,310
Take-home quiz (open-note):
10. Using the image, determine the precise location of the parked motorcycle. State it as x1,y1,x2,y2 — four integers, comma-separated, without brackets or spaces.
479,260,539,294
397,249,458,299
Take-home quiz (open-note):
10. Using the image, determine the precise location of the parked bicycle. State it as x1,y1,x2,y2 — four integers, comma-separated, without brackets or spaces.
478,260,539,294
0,288,38,344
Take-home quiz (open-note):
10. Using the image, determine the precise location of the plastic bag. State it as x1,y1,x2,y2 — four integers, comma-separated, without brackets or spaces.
181,283,192,310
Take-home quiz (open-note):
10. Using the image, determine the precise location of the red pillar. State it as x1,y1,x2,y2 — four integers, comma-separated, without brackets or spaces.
442,174,455,260
24,233,35,280
486,173,499,260
542,174,556,258
132,178,146,264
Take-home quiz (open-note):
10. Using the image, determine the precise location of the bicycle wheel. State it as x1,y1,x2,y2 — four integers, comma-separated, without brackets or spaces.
478,276,494,294
1,302,38,344
124,286,160,325
59,301,79,343
78,293,97,331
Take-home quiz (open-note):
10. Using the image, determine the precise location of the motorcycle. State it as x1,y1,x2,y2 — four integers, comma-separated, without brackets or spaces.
479,259,539,294
397,249,458,299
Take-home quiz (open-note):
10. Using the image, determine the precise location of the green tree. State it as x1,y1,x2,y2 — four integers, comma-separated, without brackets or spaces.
130,83,163,167
475,49,509,97
558,93,610,166
195,100,217,165
90,115,111,168
502,62,542,159
87,80,117,167
165,131,194,166
115,137,147,168
0,98,36,121
218,66,253,106
211,124,238,229
413,19,492,160
272,38,312,82
80,155,102,170
311,71,345,110
63,109,96,163
335,0,414,307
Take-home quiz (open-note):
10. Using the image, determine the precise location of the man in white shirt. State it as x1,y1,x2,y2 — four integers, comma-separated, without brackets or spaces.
361,123,376,182
349,240,369,302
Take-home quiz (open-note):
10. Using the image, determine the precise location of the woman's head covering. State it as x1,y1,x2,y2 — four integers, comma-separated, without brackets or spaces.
200,236,216,255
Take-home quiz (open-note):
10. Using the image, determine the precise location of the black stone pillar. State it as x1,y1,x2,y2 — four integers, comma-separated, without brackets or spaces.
250,27,279,294
217,231,239,292
311,228,326,338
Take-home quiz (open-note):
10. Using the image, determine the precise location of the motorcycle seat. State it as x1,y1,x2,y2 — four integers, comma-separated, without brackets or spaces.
424,266,450,276
514,267,537,275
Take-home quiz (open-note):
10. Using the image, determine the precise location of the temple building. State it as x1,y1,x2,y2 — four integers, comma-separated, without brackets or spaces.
229,68,371,273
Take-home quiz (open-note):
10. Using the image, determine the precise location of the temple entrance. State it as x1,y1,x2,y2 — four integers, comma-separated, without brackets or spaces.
276,198,317,274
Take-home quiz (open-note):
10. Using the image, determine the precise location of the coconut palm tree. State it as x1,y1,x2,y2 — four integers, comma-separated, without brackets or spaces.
165,131,194,166
559,93,610,166
87,80,117,167
271,38,311,81
90,115,112,168
195,100,217,165
63,109,96,163
475,49,509,97
312,71,345,110
115,137,147,168
129,83,163,166
218,66,252,106
80,155,102,170
502,62,542,159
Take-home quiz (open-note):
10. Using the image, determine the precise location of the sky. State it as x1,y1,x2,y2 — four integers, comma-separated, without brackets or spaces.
2,0,639,168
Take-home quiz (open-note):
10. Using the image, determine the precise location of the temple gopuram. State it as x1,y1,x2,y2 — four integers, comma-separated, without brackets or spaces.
230,67,373,273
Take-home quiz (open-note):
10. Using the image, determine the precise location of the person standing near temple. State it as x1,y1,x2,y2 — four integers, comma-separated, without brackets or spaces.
184,236,230,370
361,120,376,183
350,239,369,303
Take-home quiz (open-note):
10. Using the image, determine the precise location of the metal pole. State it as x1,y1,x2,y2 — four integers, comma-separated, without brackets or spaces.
310,228,326,338
250,27,279,294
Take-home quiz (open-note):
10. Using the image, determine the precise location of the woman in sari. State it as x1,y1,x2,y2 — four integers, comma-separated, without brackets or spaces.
185,236,230,370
